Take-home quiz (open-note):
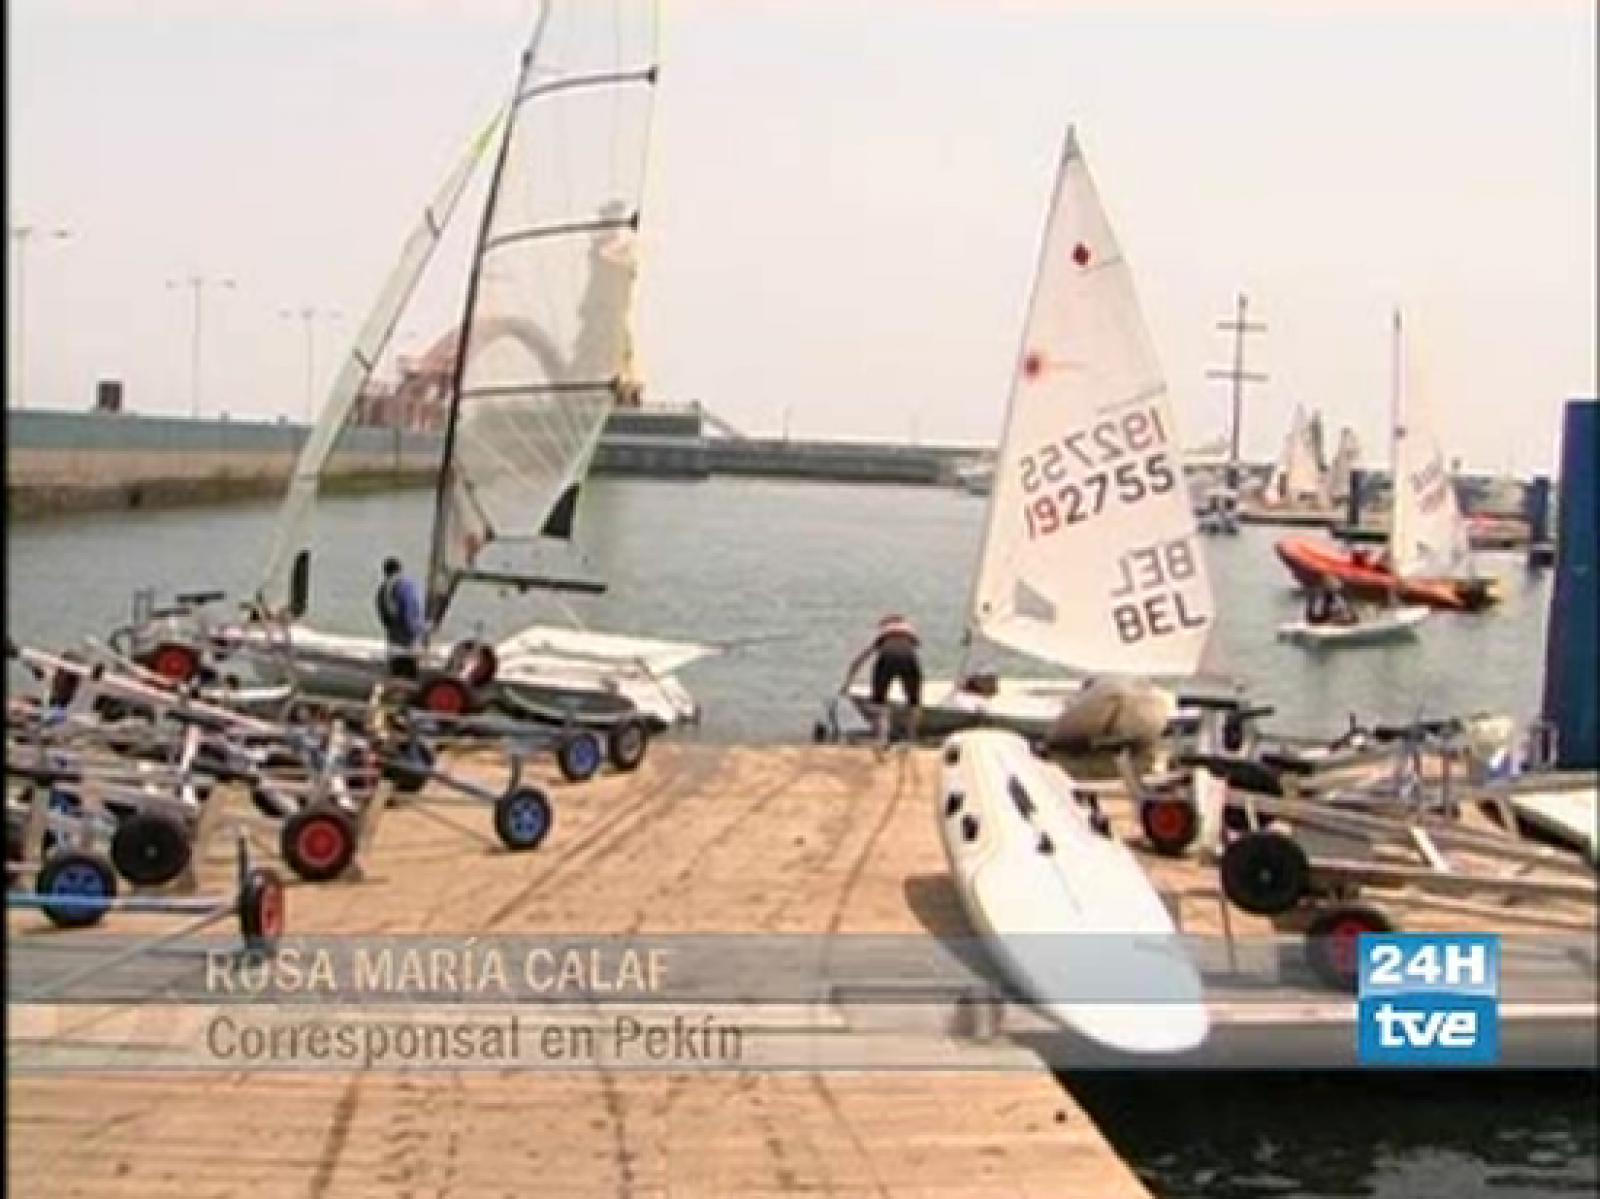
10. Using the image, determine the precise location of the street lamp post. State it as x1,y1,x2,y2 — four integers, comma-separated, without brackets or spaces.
9,224,73,409
168,274,238,419
279,306,342,424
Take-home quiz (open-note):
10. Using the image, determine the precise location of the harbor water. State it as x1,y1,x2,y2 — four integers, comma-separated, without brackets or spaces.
6,475,1592,1199
6,474,1556,743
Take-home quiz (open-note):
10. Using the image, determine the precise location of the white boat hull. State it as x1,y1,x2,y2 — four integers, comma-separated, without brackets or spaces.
1498,775,1598,864
1276,605,1431,647
937,728,1209,1053
213,622,706,730
847,674,1189,747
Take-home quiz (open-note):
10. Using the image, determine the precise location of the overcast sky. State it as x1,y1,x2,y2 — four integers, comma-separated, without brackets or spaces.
9,0,1595,471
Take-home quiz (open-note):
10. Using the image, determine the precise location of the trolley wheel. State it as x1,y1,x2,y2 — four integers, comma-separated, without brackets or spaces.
607,717,650,773
1220,830,1311,917
148,642,202,683
1304,904,1395,993
557,731,604,784
447,640,499,689
384,738,436,795
811,720,828,744
493,787,554,851
280,805,358,883
416,675,472,717
109,811,194,887
287,700,331,725
343,745,381,801
1140,796,1199,857
47,652,85,709
238,867,287,951
36,851,119,929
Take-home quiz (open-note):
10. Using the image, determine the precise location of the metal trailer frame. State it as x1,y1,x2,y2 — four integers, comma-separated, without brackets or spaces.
1126,701,1517,858
7,828,285,972
110,586,657,772
5,723,230,892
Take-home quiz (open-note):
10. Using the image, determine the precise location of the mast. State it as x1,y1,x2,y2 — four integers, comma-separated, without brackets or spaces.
954,125,1078,684
1206,292,1268,493
1388,307,1404,569
422,4,553,629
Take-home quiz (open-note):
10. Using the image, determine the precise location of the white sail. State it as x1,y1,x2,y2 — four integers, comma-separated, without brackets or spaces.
426,0,659,620
255,111,504,613
1326,426,1361,504
1389,310,1472,580
967,127,1214,678
1267,405,1324,505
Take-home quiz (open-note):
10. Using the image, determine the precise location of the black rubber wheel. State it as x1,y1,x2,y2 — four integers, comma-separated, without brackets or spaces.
493,787,554,851
342,745,381,803
109,811,193,887
1221,714,1246,753
1304,904,1395,993
47,653,85,709
36,850,119,929
556,731,604,784
238,867,287,952
607,718,649,773
280,805,358,883
1139,797,1200,857
447,640,499,689
384,738,436,795
1220,831,1311,917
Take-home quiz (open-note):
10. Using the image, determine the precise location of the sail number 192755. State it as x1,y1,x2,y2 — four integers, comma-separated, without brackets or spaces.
1018,407,1177,541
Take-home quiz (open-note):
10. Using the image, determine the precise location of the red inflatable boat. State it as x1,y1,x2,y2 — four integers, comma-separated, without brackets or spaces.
1274,536,1499,613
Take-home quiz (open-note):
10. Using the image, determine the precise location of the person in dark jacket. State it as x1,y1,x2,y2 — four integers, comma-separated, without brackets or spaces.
841,614,924,750
376,557,425,679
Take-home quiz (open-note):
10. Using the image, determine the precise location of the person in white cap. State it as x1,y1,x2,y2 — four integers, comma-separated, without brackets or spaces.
841,614,923,751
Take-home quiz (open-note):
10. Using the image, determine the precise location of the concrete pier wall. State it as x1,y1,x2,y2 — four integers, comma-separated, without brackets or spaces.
6,408,990,517
6,410,441,518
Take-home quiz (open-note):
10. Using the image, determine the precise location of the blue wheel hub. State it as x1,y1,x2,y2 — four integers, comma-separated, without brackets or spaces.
508,797,549,845
570,737,599,776
51,862,109,900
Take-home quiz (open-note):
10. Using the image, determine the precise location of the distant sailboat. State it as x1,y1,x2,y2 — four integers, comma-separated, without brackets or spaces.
1275,310,1498,613
1261,405,1327,508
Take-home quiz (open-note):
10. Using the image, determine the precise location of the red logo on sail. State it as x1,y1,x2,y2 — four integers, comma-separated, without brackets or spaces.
1072,242,1092,267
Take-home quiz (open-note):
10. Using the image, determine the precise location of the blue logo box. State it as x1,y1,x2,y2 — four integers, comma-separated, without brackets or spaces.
1357,933,1499,1066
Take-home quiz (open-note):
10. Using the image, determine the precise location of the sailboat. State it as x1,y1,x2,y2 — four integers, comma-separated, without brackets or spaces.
210,0,714,732
1275,310,1499,613
846,126,1218,747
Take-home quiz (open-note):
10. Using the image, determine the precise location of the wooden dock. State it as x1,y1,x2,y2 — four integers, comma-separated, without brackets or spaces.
8,745,1161,1199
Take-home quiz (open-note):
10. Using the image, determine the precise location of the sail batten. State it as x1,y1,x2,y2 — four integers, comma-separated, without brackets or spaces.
967,127,1215,680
